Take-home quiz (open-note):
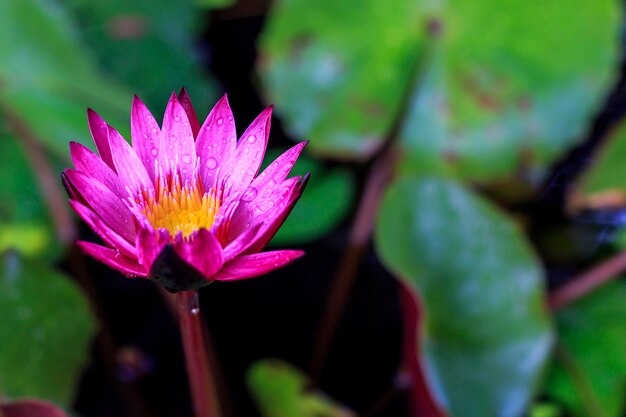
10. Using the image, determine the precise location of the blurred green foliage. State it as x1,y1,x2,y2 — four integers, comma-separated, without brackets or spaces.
0,251,96,408
546,282,626,417
376,176,553,417
247,359,355,417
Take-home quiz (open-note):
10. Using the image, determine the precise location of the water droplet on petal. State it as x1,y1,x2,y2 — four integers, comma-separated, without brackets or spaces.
217,117,224,126
151,148,158,156
241,187,258,202
206,157,218,169
170,135,177,142
182,154,192,164
174,115,181,122
248,135,257,144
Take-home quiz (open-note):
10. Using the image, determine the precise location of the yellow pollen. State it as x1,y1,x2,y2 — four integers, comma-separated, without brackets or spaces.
142,176,220,238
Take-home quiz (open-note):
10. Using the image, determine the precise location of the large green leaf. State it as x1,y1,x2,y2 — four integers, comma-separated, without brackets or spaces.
0,0,130,160
375,176,553,417
0,251,96,407
247,359,355,417
259,0,425,159
545,282,626,417
65,0,218,113
400,0,620,180
260,0,619,174
0,131,56,259
264,149,355,245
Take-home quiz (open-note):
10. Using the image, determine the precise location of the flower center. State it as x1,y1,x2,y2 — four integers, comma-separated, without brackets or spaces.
142,176,221,238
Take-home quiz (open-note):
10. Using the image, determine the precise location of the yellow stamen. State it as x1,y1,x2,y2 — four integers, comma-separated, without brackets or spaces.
142,176,221,238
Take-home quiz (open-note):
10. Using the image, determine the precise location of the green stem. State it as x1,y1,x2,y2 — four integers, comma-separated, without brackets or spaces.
177,290,221,417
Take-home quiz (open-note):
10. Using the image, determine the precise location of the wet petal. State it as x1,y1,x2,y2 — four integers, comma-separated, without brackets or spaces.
70,141,127,198
174,228,224,278
222,223,263,262
250,141,307,191
131,95,161,181
223,106,272,199
70,200,136,257
212,250,304,281
159,93,197,184
64,169,136,242
77,241,147,277
135,224,168,271
108,125,154,197
228,175,304,242
196,94,237,190
178,87,200,138
87,109,115,170
244,188,304,254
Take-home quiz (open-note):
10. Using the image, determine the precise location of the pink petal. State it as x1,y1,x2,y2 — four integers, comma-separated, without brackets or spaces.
178,87,200,138
196,95,237,190
70,200,137,257
108,125,155,197
70,141,127,198
87,109,115,171
77,241,147,277
244,181,306,254
64,169,136,242
173,228,224,278
211,250,304,281
159,93,197,184
249,141,307,191
223,106,273,199
61,171,81,202
222,223,263,262
131,95,161,181
228,175,304,242
135,224,168,271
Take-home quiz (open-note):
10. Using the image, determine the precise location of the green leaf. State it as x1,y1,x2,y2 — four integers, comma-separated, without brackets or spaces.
260,0,619,173
264,148,355,245
0,251,96,407
0,132,57,259
375,176,553,417
544,282,626,417
567,122,626,211
65,0,218,112
400,0,620,180
0,0,130,160
259,0,425,159
247,359,355,417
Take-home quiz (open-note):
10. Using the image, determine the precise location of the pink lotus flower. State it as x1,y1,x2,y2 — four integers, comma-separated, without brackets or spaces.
63,90,307,292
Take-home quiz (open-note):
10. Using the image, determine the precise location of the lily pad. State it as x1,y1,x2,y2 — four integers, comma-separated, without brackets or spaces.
399,0,620,180
0,251,96,407
375,176,553,417
259,0,425,159
260,0,619,174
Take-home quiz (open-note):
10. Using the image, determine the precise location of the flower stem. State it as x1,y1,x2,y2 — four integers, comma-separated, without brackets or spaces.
549,248,626,310
177,290,221,417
